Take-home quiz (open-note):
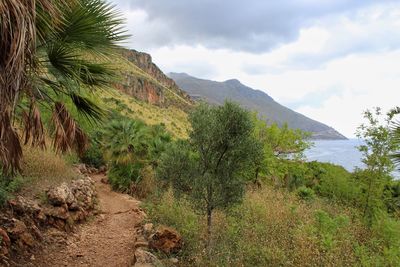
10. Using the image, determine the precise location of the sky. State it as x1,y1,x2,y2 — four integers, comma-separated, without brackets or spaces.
109,0,400,138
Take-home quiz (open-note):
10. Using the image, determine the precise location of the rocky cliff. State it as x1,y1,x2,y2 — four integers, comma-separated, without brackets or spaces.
115,49,193,110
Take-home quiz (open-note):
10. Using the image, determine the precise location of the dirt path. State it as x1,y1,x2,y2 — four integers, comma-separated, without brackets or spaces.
34,174,144,267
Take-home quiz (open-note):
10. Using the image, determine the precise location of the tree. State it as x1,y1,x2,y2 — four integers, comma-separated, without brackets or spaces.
355,108,399,224
158,102,262,249
390,106,400,169
251,113,311,185
0,0,126,175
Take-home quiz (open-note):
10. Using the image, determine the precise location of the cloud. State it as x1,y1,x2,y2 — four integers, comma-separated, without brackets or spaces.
112,0,396,53
108,0,400,137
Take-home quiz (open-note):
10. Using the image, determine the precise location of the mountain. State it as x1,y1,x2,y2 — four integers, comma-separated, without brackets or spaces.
169,72,346,140
115,49,194,111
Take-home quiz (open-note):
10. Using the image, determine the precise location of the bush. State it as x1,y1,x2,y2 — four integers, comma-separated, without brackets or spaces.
308,161,359,204
296,186,316,201
108,162,143,192
0,175,24,206
80,141,104,168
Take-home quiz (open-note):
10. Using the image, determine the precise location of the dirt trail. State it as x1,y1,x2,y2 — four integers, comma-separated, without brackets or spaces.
34,174,143,267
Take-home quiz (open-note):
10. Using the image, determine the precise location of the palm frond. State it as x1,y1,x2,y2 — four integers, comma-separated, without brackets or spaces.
23,102,46,148
58,0,128,54
52,102,88,155
0,111,22,175
70,93,105,122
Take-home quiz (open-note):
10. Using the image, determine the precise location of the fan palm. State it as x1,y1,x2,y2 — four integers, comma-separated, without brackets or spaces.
0,0,127,174
148,124,172,166
391,121,400,169
101,119,150,165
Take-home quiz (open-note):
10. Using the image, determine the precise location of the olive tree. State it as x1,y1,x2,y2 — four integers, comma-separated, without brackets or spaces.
157,102,262,247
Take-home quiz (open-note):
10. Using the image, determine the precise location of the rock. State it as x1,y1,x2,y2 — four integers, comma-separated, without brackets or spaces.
74,163,88,174
100,177,109,184
19,232,35,247
9,196,41,215
169,258,179,264
149,226,182,254
44,206,69,220
36,210,47,223
88,167,97,174
133,249,163,267
47,183,76,206
143,223,153,238
6,219,27,236
30,225,43,241
0,228,11,255
70,211,85,222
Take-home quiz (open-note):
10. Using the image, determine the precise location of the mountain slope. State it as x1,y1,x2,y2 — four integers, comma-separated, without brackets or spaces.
92,49,193,139
169,73,346,140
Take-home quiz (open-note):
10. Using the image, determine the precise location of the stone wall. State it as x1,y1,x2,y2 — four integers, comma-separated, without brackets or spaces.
0,176,97,265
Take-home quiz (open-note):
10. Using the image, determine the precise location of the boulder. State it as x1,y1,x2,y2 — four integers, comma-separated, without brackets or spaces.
149,226,182,254
46,183,76,206
133,249,163,267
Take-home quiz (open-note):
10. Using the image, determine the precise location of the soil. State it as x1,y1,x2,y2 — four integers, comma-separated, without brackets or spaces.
31,174,144,267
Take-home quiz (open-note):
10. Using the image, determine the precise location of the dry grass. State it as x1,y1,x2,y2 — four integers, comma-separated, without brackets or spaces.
19,145,78,199
146,185,391,267
134,166,157,199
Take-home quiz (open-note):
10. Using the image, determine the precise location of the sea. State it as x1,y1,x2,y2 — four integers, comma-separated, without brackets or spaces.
305,139,365,172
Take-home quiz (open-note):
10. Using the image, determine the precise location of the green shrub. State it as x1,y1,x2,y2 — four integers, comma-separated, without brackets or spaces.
108,162,143,192
0,175,24,206
313,210,349,251
296,186,316,201
80,141,105,168
308,161,359,204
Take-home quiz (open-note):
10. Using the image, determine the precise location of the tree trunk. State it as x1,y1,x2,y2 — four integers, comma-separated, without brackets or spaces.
206,206,212,256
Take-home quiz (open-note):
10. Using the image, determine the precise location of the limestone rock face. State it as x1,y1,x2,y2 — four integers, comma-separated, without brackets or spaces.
115,49,193,110
148,226,183,254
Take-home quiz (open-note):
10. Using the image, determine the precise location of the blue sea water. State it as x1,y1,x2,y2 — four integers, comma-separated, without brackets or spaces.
305,139,365,172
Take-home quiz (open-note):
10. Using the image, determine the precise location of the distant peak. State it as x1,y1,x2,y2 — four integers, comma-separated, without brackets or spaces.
224,79,241,85
168,72,190,78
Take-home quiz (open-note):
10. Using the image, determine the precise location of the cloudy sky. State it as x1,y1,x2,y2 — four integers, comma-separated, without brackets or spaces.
110,0,400,137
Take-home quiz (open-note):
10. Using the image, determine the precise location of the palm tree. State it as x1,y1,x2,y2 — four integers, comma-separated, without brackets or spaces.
390,107,400,169
148,124,172,166
0,0,126,175
101,119,150,165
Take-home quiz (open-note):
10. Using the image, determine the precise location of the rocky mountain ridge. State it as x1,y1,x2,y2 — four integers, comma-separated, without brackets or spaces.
169,72,347,140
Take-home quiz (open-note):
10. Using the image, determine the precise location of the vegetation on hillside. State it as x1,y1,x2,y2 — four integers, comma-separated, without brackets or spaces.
1,1,400,265
145,104,400,266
